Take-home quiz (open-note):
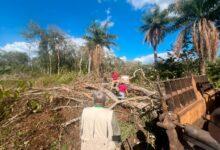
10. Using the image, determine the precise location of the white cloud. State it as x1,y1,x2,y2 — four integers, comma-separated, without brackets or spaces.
104,47,115,58
0,36,86,58
99,8,114,28
100,16,115,28
0,36,117,59
134,52,170,64
120,56,127,61
0,42,38,58
127,0,174,10
68,37,86,47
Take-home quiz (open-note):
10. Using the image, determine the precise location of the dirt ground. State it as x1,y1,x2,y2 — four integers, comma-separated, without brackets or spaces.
0,76,160,150
0,96,146,150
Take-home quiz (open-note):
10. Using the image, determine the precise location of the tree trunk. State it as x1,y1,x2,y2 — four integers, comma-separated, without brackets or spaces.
57,49,60,75
79,52,83,74
88,51,91,74
28,44,33,72
153,46,158,65
99,46,104,78
94,45,100,76
49,53,52,75
199,57,206,75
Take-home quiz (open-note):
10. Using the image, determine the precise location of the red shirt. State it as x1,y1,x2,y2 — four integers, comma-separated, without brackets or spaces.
118,83,128,93
112,71,119,80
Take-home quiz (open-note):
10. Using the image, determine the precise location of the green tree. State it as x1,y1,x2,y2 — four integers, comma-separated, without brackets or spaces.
169,0,220,74
23,22,68,75
23,21,50,74
48,26,66,75
140,6,171,65
84,22,116,75
207,58,220,87
0,50,29,74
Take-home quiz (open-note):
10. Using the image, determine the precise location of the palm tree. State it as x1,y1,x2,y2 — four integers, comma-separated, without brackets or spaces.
140,6,171,65
84,22,116,75
170,0,220,74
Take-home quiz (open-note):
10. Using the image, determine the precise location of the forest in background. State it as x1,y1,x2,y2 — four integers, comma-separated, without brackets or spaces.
0,0,220,149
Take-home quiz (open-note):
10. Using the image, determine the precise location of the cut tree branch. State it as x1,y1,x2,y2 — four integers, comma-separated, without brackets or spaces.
61,117,81,127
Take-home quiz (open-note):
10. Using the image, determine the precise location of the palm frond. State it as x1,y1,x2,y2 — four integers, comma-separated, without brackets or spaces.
173,29,186,56
192,22,200,54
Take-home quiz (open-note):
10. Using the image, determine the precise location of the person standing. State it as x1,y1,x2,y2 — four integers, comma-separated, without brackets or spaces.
111,71,120,90
118,82,128,99
80,91,121,150
118,75,129,99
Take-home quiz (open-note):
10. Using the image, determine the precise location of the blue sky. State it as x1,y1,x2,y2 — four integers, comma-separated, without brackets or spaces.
0,0,178,63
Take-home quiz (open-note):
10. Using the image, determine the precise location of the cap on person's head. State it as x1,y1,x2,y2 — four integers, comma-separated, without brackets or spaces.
120,75,130,84
93,91,106,106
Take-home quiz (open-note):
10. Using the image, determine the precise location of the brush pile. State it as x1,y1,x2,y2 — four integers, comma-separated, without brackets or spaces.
0,73,161,149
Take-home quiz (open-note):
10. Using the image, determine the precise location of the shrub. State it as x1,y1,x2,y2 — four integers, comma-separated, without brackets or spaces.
207,58,220,87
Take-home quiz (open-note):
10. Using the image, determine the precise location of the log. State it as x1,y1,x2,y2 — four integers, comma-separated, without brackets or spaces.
84,84,119,102
58,96,84,103
129,84,156,96
73,91,93,100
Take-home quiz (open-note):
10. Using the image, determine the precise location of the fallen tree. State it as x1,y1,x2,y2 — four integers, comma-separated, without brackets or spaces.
0,72,160,149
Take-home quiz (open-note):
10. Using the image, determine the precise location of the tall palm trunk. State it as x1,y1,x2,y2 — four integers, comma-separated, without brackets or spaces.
96,45,100,75
153,45,158,65
93,45,101,76
199,57,206,75
99,46,104,78
153,45,160,80
98,45,103,76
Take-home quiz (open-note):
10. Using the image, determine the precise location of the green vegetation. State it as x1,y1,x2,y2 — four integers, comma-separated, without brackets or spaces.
27,99,42,113
140,6,172,65
0,80,33,121
84,22,117,75
119,121,136,141
169,0,219,74
140,0,219,75
207,58,220,87
0,1,219,148
34,72,78,86
0,50,29,74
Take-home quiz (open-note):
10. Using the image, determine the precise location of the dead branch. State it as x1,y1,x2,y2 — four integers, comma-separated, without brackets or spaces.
73,91,93,100
129,84,156,96
51,105,82,111
109,96,153,109
61,117,81,127
82,92,93,100
84,84,119,102
2,110,26,128
58,96,84,103
60,95,158,127
23,86,75,95
130,68,155,89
